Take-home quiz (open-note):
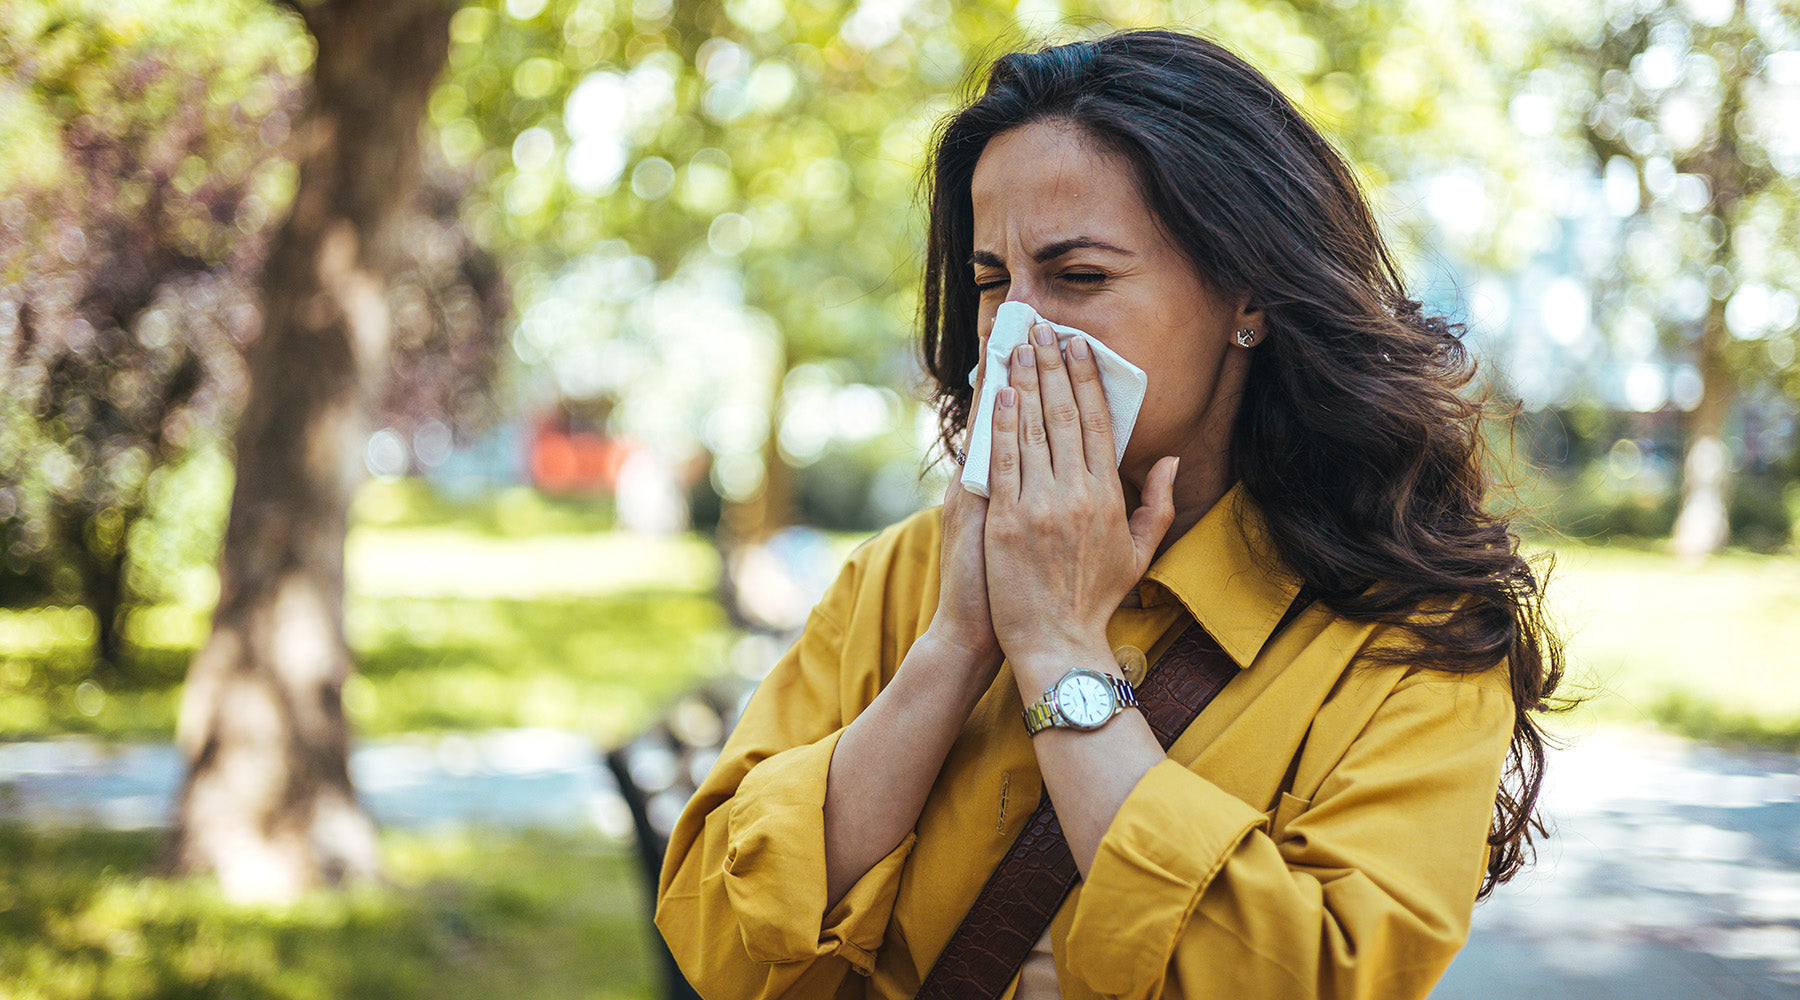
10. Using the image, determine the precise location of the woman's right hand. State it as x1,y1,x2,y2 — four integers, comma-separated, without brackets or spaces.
926,347,1004,675
821,412,1002,909
927,467,1004,672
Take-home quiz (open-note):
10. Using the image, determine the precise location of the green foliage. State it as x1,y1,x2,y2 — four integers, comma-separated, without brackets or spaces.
0,0,509,667
442,0,967,365
0,825,655,1000
0,0,309,240
1529,0,1800,485
1496,406,1795,550
1538,465,1683,541
444,0,1534,513
1515,463,1793,551
121,444,235,609
0,0,307,664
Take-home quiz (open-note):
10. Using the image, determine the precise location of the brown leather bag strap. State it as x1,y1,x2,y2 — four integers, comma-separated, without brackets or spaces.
917,589,1316,999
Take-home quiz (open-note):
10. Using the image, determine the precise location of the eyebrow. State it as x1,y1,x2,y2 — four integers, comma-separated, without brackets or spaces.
969,236,1135,269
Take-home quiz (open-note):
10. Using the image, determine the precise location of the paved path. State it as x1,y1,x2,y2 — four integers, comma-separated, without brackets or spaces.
3,725,1796,998
1435,727,1800,999
0,728,637,836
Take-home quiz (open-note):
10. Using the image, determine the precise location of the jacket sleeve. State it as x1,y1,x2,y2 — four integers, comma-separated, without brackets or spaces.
655,536,921,999
1063,666,1514,1000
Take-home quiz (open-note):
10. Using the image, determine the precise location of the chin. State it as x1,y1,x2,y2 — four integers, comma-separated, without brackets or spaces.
1115,459,1152,493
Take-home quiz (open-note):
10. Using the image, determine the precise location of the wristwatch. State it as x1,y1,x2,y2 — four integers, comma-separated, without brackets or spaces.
1022,668,1139,736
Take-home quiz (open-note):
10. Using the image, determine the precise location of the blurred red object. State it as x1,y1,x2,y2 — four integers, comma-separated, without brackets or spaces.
528,409,626,495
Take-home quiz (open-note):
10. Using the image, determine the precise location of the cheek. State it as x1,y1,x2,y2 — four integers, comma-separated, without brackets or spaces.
971,296,1002,348
968,321,994,388
1133,344,1226,428
1135,382,1193,433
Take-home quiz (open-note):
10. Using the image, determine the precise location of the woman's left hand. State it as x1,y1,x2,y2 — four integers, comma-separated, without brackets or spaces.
983,320,1180,669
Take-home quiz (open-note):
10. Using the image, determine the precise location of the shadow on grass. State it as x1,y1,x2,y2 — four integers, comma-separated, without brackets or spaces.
1645,692,1800,751
348,589,730,743
0,824,655,1000
0,589,730,744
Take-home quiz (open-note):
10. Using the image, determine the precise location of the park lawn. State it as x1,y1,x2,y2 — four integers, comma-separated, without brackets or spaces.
0,527,733,746
1539,539,1800,747
0,824,657,1000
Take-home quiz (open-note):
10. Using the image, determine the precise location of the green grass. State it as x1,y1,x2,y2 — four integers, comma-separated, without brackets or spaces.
0,526,730,745
0,825,657,1000
1538,539,1800,748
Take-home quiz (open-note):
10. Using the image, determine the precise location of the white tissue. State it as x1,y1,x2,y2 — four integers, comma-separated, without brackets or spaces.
960,301,1147,498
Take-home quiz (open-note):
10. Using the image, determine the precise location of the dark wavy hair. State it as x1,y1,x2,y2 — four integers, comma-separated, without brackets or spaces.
920,29,1563,899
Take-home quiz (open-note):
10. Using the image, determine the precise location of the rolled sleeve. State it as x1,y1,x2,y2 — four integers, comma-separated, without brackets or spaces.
1064,668,1513,1000
1065,759,1270,996
725,728,917,971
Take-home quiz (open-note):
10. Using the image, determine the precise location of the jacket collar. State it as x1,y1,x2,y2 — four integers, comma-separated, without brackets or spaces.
1140,483,1303,670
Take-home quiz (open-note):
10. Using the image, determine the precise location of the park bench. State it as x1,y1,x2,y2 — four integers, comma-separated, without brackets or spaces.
605,671,760,1000
607,533,838,997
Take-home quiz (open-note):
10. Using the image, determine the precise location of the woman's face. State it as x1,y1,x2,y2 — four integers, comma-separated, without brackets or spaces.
969,119,1257,492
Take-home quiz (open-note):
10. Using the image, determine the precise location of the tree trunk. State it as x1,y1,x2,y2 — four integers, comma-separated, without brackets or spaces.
1667,3,1755,561
1671,300,1734,561
169,0,451,903
713,354,796,631
55,502,132,682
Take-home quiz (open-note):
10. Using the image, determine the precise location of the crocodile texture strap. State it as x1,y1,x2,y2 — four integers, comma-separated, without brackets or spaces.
916,622,1232,999
916,589,1315,1000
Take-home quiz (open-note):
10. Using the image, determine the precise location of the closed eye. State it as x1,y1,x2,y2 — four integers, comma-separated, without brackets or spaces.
973,276,1009,293
1061,272,1106,285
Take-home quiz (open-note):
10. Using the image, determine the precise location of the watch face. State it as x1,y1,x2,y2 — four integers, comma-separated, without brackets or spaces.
1055,672,1115,728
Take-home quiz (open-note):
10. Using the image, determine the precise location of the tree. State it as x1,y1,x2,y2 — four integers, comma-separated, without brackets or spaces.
1549,0,1800,557
0,0,303,675
3,4,502,898
170,0,497,901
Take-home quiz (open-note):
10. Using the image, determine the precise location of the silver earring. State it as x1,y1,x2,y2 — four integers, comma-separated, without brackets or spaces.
1234,328,1258,348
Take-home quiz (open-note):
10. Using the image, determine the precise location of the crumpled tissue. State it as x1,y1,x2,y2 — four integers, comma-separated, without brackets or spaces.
960,301,1147,498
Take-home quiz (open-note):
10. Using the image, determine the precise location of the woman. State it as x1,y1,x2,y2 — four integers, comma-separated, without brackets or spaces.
657,29,1561,1000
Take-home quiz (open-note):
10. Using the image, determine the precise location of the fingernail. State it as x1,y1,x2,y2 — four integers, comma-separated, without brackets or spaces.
1068,336,1090,361
1032,322,1054,346
998,387,1016,407
1017,344,1035,366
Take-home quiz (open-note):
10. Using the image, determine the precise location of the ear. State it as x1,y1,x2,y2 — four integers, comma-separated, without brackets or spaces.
1235,294,1264,332
1229,295,1267,348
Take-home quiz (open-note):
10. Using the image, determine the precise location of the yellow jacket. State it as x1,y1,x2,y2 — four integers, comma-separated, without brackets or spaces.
657,486,1512,999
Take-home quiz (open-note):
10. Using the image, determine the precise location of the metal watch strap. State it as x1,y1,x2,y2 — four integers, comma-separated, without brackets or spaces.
1022,672,1138,735
917,587,1317,1000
